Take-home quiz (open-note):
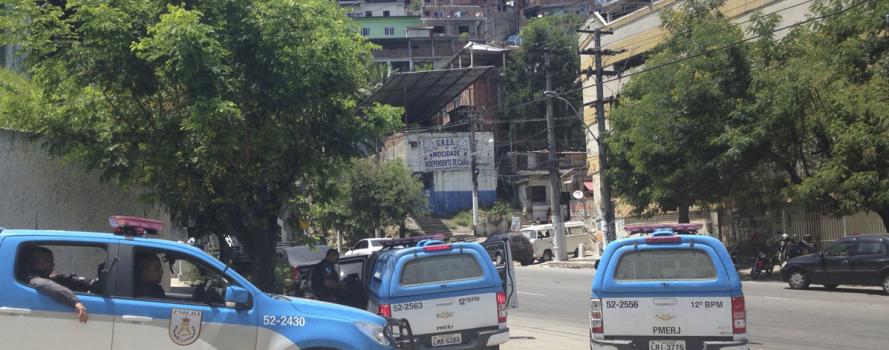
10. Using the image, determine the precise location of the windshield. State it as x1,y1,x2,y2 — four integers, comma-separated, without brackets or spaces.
399,254,484,286
614,249,717,281
520,230,536,240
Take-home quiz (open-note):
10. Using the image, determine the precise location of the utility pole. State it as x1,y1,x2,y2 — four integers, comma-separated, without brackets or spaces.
470,110,480,236
578,28,621,243
544,53,568,262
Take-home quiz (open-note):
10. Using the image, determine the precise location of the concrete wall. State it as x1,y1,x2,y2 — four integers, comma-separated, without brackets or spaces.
0,129,178,238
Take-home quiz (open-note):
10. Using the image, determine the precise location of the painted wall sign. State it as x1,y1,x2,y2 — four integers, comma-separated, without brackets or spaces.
422,137,471,171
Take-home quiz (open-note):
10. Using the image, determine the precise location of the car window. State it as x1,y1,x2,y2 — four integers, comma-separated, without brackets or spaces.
824,242,855,257
400,254,484,286
520,230,536,240
125,248,234,306
614,249,716,281
353,241,369,250
15,244,109,295
856,241,887,256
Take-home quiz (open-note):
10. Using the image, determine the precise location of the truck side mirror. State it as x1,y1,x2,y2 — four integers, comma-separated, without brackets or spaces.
225,285,252,310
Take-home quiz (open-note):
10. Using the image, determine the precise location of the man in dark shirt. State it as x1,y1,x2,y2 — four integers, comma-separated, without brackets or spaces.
312,248,342,303
22,247,89,323
134,253,166,299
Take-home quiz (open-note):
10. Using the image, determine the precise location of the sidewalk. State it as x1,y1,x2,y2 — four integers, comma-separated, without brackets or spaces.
540,257,597,269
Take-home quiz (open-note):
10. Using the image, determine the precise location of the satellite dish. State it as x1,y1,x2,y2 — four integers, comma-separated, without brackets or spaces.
572,190,584,199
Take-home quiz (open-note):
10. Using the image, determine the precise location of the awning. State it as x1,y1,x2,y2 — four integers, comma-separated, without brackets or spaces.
362,66,493,124
584,181,595,191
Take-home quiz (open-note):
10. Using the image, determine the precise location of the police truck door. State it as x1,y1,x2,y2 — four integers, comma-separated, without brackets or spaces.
483,238,518,309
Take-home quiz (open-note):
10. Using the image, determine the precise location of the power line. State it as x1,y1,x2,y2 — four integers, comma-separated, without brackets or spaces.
482,0,868,119
558,0,872,99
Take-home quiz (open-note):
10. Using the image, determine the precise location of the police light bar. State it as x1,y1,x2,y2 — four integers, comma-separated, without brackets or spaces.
624,223,702,234
109,216,165,236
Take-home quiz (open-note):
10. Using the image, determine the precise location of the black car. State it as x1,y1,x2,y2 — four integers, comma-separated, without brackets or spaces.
484,232,535,266
780,234,889,294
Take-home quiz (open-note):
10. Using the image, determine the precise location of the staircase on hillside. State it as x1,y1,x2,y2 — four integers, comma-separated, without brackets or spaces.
412,216,453,236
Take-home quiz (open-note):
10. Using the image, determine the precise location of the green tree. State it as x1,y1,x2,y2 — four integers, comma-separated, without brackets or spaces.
0,0,402,289
313,159,427,244
503,14,585,151
732,0,889,227
606,0,751,222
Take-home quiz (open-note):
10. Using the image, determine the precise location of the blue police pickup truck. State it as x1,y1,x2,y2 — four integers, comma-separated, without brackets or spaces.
0,216,409,350
303,236,516,350
590,226,748,350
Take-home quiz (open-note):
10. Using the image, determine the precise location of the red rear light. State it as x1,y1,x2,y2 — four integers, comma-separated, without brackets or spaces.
496,291,508,324
590,298,604,334
645,236,681,244
732,296,746,334
378,304,392,318
423,244,452,252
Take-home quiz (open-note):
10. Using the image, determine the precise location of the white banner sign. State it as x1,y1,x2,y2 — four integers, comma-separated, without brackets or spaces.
422,137,471,171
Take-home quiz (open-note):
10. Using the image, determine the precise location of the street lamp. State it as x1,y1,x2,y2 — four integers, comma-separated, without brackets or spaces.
543,89,615,250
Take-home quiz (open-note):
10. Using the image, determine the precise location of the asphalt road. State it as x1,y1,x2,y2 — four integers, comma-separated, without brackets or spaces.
504,265,889,350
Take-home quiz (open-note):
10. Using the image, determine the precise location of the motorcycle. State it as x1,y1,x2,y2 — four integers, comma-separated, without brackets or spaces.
750,248,778,280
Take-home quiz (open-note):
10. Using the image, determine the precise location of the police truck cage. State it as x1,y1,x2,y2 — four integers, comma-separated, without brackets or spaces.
378,234,446,250
109,215,165,236
623,223,702,235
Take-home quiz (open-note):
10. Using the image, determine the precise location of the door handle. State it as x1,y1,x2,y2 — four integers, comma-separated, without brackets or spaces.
841,260,849,264
0,307,32,315
121,315,153,323
653,298,678,306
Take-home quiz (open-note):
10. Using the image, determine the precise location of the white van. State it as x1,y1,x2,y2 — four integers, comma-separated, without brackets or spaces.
519,221,592,262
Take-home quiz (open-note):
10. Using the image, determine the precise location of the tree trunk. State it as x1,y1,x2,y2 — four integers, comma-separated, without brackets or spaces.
241,224,278,292
678,203,690,223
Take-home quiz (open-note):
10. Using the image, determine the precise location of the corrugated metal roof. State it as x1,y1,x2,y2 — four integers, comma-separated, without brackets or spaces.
362,66,493,124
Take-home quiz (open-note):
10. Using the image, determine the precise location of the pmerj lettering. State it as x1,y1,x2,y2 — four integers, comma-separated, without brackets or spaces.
653,326,681,335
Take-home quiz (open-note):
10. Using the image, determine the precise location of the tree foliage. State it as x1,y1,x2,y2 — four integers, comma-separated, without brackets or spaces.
503,14,585,151
730,0,889,225
0,0,402,289
312,159,427,245
607,0,751,222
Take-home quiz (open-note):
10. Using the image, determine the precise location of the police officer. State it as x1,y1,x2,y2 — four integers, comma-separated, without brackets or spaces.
312,248,343,303
134,252,166,299
20,247,89,323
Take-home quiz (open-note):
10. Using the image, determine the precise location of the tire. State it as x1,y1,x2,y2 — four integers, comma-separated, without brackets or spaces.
882,274,889,295
823,284,838,290
542,250,553,262
788,270,810,290
487,346,500,350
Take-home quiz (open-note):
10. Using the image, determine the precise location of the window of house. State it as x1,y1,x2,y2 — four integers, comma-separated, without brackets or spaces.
529,186,547,203
365,11,373,17
383,10,390,17
384,27,395,36
123,248,236,307
361,27,370,36
421,172,434,190
15,244,109,295
458,26,470,34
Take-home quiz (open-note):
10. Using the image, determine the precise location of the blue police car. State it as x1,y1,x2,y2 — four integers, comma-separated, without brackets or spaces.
0,216,408,350
590,226,748,350
332,237,515,349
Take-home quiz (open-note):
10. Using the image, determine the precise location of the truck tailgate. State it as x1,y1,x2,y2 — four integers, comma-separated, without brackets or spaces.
602,296,734,337
391,292,498,335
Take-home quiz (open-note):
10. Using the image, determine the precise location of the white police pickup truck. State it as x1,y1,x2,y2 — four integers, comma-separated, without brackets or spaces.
0,216,411,350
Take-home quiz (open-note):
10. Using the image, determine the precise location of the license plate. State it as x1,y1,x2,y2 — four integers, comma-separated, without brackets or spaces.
649,340,686,350
431,333,462,347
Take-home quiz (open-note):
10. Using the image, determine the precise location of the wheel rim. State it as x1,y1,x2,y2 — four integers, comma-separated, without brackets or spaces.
790,272,805,288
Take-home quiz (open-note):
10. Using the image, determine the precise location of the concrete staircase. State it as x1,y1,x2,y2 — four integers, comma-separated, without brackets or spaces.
412,216,453,236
